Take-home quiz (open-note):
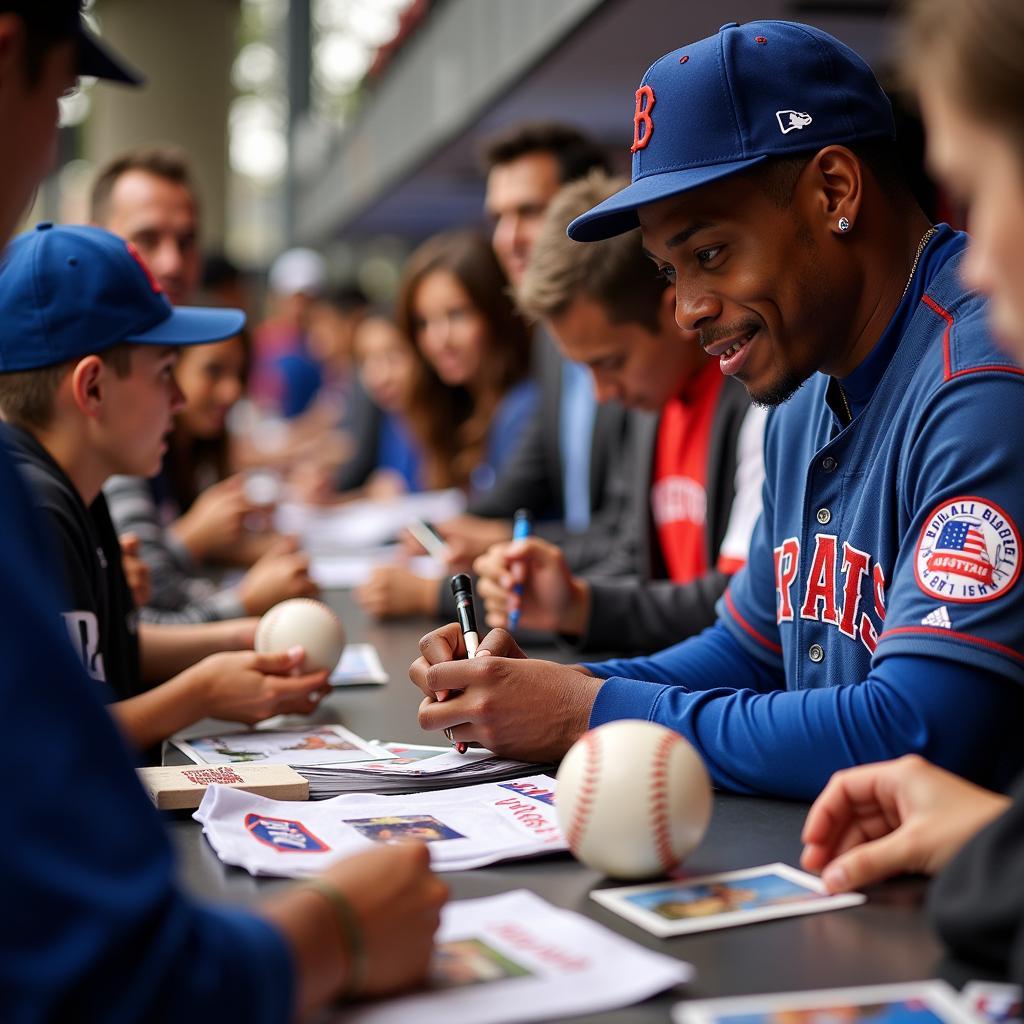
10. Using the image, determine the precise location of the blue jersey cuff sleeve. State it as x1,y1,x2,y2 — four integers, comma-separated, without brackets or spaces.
589,675,676,727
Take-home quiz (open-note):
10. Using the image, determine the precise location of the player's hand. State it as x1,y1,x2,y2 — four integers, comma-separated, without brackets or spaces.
473,536,589,634
238,536,320,615
409,625,601,761
187,647,330,724
171,474,257,561
800,755,1012,893
119,533,151,608
318,843,448,998
356,565,438,619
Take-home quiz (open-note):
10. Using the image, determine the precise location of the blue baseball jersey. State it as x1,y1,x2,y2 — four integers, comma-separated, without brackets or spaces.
725,230,1024,685
586,227,1024,797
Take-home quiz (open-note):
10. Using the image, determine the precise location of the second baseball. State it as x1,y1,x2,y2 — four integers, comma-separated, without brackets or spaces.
254,598,346,673
555,720,712,880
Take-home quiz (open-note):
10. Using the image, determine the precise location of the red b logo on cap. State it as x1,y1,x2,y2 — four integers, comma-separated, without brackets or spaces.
631,85,655,153
125,241,163,295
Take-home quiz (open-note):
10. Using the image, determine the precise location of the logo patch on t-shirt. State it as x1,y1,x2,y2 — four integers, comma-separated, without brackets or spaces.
244,813,329,853
915,496,1020,603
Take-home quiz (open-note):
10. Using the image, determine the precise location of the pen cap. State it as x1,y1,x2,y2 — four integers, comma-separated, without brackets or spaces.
450,573,473,599
512,508,532,541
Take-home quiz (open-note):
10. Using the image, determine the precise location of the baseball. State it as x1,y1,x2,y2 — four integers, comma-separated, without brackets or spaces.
555,720,712,880
254,598,346,673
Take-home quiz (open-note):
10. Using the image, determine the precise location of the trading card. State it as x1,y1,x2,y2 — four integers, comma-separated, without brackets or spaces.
591,863,865,937
962,982,1022,1023
673,981,980,1024
329,643,388,686
172,723,389,767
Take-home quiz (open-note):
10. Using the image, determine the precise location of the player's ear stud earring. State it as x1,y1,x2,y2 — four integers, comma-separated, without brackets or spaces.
837,217,851,233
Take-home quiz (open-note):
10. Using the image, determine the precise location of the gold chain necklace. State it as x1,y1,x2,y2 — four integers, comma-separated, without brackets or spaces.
901,225,939,301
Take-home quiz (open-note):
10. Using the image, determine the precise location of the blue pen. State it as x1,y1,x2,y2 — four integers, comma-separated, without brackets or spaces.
507,508,532,632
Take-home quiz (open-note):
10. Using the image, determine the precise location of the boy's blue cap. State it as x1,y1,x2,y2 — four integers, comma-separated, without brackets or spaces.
0,224,245,372
567,21,895,242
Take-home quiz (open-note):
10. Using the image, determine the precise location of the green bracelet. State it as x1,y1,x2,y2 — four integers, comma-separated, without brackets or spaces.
305,877,367,999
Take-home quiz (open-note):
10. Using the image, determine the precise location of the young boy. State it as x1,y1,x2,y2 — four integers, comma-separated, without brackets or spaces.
0,222,330,752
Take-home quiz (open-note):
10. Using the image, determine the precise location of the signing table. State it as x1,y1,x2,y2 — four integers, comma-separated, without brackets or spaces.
166,592,948,1022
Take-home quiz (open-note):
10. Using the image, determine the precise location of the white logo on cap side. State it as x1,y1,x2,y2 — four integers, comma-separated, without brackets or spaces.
776,110,813,134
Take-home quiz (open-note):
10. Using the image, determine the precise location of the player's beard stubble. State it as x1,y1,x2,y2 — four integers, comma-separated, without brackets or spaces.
740,225,836,410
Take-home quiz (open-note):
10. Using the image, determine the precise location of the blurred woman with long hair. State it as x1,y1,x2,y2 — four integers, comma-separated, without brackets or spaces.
356,231,538,618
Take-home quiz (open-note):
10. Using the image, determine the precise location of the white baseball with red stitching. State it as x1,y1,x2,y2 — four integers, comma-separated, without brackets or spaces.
555,720,712,879
254,598,346,673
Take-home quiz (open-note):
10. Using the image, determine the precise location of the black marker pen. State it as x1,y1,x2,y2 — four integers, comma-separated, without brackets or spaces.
447,574,480,753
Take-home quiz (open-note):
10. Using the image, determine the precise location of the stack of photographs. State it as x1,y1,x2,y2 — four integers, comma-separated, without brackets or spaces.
299,742,556,797
171,726,550,798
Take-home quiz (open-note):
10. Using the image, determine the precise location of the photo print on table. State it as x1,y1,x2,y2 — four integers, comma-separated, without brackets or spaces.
343,813,466,843
430,937,533,990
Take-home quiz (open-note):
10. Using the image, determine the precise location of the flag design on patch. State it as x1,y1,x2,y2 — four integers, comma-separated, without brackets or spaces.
927,518,993,585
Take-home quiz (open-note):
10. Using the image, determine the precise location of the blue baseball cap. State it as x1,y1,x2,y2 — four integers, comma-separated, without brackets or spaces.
0,223,245,372
567,21,895,242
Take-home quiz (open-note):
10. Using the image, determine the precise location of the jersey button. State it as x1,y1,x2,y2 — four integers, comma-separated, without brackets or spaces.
822,456,837,472
816,508,831,525
808,643,825,663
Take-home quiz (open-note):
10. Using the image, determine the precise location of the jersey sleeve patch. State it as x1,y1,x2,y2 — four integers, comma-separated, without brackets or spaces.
914,495,1021,603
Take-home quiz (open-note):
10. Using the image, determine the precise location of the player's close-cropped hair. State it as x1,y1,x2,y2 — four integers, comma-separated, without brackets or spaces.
516,171,667,334
0,346,134,429
903,0,1024,156
482,121,611,184
89,145,197,224
756,138,907,210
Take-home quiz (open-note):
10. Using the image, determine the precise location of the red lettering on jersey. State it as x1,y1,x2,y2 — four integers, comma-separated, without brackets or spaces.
857,562,887,654
774,537,800,622
800,534,839,624
631,86,656,153
838,542,870,638
872,561,887,620
125,241,163,294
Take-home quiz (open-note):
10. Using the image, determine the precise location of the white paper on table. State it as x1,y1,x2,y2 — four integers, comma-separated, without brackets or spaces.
341,889,692,1024
329,643,389,685
349,746,497,775
311,550,441,589
171,724,392,768
673,981,980,1024
277,489,466,553
193,775,566,876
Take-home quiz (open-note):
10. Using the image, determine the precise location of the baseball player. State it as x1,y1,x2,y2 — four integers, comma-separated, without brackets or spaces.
410,21,1024,800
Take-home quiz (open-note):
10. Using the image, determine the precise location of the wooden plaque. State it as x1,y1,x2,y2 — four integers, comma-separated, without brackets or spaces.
139,763,309,810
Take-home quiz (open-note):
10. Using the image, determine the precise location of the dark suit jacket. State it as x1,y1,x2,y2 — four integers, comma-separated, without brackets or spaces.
467,329,631,574
576,376,757,655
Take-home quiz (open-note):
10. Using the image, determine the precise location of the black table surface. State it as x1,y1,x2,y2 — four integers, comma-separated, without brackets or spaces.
166,592,949,1022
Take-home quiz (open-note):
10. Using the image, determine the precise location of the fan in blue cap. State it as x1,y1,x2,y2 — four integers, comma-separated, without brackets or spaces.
0,223,244,370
